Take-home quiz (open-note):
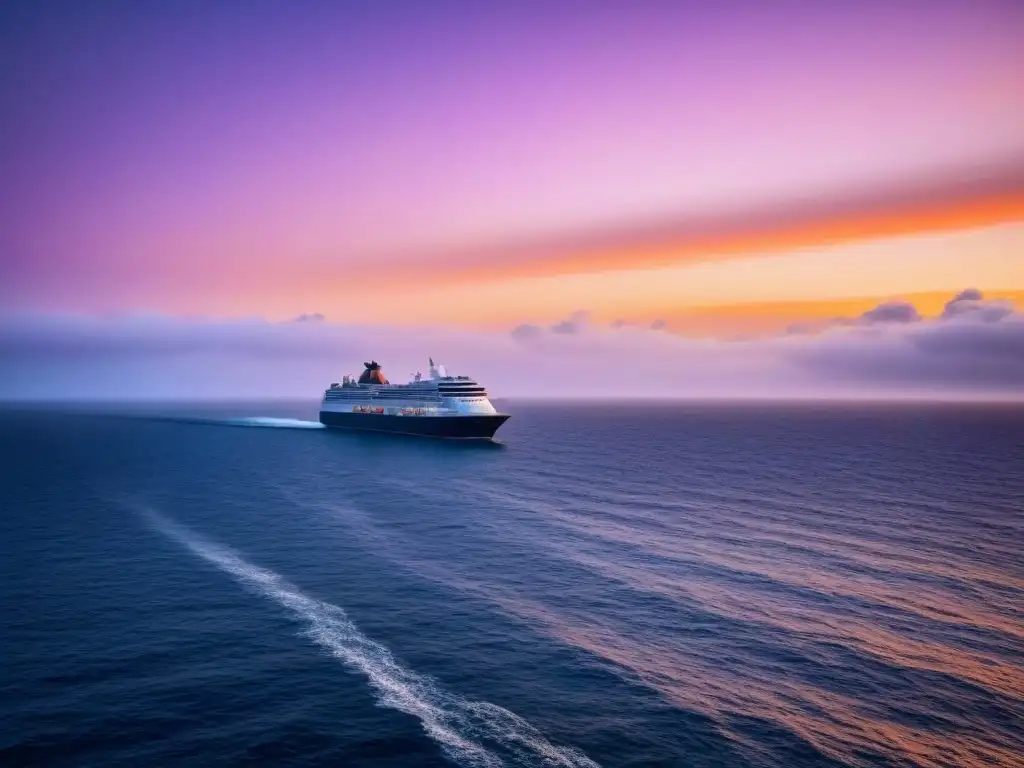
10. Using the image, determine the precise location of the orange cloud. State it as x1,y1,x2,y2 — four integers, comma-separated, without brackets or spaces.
347,162,1024,286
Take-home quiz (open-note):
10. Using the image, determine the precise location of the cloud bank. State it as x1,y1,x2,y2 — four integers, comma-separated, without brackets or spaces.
1,291,1021,400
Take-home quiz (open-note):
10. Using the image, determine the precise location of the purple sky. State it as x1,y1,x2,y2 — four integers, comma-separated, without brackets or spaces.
3,0,1022,311
2,1,1022,399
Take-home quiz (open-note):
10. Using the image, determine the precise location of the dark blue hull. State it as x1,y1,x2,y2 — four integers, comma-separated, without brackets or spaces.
318,410,510,439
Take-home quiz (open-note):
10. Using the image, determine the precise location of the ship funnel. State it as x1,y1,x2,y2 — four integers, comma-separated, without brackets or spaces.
357,360,389,385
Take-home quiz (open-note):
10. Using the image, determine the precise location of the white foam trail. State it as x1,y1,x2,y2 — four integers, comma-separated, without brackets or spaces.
226,417,325,429
142,509,599,768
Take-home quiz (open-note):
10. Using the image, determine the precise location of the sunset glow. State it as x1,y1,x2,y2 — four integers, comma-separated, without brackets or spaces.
1,0,1023,398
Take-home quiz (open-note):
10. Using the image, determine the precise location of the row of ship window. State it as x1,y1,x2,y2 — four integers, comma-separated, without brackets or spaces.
325,394,442,400
350,406,437,416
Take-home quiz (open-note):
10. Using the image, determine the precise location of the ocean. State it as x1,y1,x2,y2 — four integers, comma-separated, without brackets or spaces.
2,401,1022,767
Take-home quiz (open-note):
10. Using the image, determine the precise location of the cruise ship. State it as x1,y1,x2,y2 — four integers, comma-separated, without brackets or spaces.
318,358,510,439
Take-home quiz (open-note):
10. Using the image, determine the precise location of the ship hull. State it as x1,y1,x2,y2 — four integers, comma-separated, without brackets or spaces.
318,411,510,439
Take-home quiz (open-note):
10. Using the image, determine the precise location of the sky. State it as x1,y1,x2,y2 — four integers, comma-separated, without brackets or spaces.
1,0,1023,399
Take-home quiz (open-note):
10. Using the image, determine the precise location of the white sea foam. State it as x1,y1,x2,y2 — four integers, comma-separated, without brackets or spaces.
226,417,325,429
142,509,599,768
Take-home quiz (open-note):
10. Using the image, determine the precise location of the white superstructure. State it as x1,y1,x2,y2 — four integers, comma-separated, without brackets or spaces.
320,358,500,418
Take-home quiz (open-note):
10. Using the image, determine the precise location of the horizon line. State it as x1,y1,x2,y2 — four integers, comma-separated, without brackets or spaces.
3,394,1022,406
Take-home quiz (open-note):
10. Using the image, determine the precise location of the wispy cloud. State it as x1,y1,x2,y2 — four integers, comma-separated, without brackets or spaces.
349,163,1024,286
859,301,921,324
290,312,326,323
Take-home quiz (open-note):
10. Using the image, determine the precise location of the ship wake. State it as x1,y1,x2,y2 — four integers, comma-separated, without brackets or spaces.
117,414,326,430
224,417,325,429
140,508,598,768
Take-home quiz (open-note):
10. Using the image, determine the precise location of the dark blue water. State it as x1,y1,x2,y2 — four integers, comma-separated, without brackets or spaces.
3,402,1022,767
